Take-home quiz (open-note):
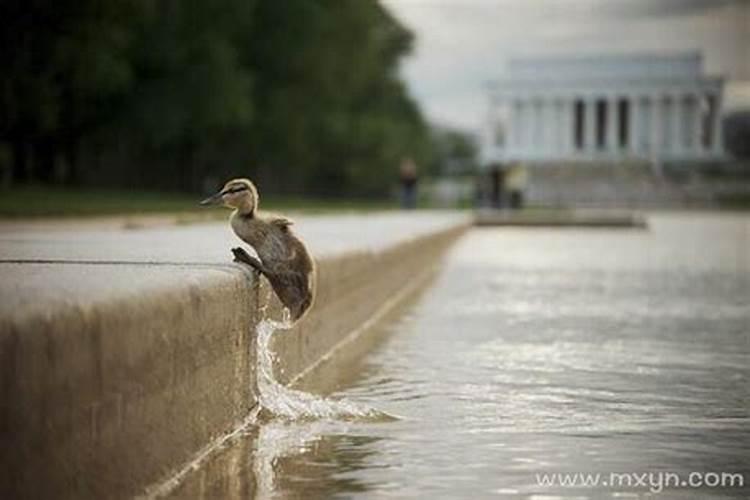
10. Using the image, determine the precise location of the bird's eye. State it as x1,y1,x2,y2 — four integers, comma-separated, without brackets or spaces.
222,186,249,195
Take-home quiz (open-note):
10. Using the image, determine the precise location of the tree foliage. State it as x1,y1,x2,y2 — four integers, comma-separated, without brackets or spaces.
429,126,479,175
0,0,432,196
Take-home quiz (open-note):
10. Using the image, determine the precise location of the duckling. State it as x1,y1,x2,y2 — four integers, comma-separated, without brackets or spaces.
201,178,315,322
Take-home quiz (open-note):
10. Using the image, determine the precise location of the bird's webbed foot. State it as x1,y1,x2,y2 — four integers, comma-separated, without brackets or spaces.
231,247,268,275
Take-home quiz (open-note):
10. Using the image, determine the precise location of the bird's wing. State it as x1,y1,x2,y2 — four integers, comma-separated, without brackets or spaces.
269,215,294,231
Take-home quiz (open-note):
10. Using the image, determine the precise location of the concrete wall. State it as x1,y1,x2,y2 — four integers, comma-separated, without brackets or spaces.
0,216,468,499
1,271,260,499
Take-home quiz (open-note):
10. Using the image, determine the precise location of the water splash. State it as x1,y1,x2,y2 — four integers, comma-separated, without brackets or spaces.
254,418,357,498
255,311,392,421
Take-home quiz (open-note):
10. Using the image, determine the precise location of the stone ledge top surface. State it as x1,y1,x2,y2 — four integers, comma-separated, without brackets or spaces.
0,211,469,322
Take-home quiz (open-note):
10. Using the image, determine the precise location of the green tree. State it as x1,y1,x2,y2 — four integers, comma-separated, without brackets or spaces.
430,126,479,175
1,0,433,198
246,0,430,196
0,0,140,182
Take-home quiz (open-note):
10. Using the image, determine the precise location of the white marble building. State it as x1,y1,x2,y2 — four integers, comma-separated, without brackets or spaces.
482,53,725,165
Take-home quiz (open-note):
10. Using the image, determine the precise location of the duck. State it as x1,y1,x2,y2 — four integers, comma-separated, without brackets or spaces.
201,178,315,322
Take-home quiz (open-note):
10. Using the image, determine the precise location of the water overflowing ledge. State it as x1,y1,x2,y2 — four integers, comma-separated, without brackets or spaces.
140,220,465,498
0,212,469,499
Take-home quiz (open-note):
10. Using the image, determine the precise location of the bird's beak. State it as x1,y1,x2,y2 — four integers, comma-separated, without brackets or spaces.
199,192,223,206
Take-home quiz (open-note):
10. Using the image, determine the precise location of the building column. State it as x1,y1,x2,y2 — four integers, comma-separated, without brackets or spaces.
711,92,723,155
516,99,525,155
516,98,525,153
690,93,703,154
650,94,662,153
534,98,541,157
555,99,564,156
670,93,683,157
528,98,537,153
551,98,561,157
534,98,544,153
509,99,518,155
629,95,641,156
519,98,527,152
524,98,532,151
607,95,619,153
540,98,550,158
584,96,596,153
563,99,572,155
550,99,559,156
505,97,515,154
650,93,663,175
567,98,576,156
508,98,518,153
560,98,571,156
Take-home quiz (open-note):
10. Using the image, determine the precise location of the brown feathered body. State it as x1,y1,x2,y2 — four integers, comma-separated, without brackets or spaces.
231,210,315,321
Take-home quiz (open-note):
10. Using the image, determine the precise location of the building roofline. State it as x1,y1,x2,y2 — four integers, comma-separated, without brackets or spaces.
505,50,703,66
486,75,725,88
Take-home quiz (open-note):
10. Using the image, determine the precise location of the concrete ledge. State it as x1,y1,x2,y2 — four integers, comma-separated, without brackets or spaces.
474,209,647,228
0,212,468,499
1,267,260,500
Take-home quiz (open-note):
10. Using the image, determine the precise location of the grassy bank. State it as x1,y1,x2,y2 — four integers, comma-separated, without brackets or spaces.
0,186,397,218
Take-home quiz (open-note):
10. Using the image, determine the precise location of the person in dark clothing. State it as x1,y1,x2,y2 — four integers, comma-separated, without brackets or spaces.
489,165,505,208
399,157,418,209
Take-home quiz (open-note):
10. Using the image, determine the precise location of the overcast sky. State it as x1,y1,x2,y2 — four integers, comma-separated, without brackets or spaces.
383,0,750,132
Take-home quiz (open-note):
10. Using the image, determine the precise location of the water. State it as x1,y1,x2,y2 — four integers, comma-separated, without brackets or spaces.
171,212,750,499
254,315,389,422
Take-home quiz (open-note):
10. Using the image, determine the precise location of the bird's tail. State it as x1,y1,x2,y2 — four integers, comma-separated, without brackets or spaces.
291,281,315,322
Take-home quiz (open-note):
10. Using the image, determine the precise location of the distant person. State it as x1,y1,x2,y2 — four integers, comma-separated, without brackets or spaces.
473,175,486,208
399,157,418,209
489,165,505,208
506,163,528,210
